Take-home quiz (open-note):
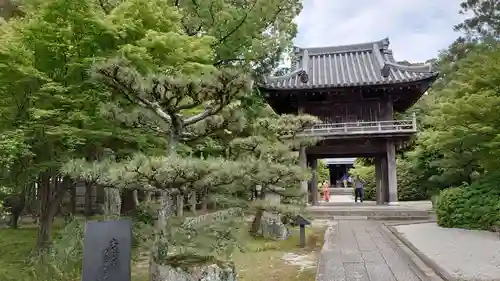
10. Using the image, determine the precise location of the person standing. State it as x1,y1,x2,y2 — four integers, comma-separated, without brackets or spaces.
354,175,365,203
322,180,331,202
341,174,348,188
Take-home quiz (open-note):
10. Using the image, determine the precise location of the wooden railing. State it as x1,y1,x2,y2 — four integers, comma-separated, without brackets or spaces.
299,118,417,137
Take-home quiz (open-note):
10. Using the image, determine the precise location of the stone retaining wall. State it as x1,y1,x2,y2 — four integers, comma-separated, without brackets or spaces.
159,263,237,281
315,224,337,281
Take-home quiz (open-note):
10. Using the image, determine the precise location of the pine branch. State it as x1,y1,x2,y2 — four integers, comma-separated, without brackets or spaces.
94,61,251,135
94,63,174,124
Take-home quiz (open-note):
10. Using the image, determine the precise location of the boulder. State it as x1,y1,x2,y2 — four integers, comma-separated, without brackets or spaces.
158,263,237,281
260,211,289,240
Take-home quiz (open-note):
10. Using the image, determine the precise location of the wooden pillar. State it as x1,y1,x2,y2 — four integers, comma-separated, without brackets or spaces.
375,156,386,205
386,140,398,205
328,165,335,187
311,159,318,206
382,156,389,203
299,147,308,204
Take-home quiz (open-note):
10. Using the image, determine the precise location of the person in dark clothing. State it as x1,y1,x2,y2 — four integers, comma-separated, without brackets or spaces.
354,175,365,202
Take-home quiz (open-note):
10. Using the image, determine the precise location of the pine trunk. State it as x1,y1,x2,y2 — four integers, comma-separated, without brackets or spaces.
104,187,122,217
201,188,208,212
190,191,196,215
70,182,76,214
84,181,93,217
149,191,172,281
176,193,183,216
150,121,179,281
250,209,264,236
132,190,140,207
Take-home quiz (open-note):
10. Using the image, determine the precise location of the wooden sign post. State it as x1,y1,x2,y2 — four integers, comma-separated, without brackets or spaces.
294,215,311,248
81,219,133,281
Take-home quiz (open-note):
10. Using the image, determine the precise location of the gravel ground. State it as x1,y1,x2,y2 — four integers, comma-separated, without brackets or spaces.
394,222,500,281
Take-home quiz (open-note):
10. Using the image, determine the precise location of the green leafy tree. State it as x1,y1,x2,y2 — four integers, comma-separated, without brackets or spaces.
455,0,500,39
316,160,329,185
384,25,500,200
46,0,303,279
0,0,168,248
172,0,302,75
420,43,500,184
1,0,304,276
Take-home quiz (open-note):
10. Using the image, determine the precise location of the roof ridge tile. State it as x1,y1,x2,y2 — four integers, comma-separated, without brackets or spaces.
263,38,438,90
294,38,389,56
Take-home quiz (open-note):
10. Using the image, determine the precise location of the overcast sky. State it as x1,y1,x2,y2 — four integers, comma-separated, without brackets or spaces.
294,0,467,63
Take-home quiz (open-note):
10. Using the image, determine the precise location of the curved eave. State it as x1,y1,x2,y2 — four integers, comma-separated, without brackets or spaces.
385,61,433,73
259,71,439,91
263,68,307,84
393,72,440,112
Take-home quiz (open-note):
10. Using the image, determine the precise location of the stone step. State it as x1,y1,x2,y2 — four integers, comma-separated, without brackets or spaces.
333,215,368,220
323,195,355,203
318,201,369,206
329,187,353,195
307,206,433,221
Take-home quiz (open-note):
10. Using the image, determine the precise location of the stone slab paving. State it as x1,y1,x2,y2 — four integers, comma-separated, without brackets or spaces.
314,200,432,210
317,220,421,281
322,195,355,203
394,222,500,281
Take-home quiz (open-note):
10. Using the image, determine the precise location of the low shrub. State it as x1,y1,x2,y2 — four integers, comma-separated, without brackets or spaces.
396,160,428,201
435,187,466,227
349,159,430,201
436,174,500,232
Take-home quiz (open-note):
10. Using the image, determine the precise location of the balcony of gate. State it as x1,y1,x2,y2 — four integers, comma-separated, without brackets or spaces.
298,114,417,139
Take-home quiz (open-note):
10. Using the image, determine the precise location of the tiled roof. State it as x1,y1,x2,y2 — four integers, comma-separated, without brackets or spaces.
262,38,438,90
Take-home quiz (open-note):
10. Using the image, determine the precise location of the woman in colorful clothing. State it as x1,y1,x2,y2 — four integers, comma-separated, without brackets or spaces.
322,180,331,202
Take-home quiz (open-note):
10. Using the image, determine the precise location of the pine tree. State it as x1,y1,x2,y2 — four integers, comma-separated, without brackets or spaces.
63,60,319,277
47,0,307,279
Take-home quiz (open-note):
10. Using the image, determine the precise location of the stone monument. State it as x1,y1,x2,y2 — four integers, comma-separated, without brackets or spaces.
260,186,289,240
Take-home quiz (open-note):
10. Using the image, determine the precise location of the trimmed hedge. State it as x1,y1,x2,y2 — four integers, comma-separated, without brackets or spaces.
350,160,430,201
436,175,500,232
360,182,427,201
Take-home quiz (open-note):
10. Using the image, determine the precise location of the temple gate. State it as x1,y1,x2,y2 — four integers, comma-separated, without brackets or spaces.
259,38,438,206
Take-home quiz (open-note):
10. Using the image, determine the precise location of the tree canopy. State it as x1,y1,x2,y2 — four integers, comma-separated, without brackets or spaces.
350,0,500,202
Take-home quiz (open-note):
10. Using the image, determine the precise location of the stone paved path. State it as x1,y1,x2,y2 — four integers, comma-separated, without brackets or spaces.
317,220,421,281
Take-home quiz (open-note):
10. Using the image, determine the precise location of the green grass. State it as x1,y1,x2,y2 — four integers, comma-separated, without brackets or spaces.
0,228,37,278
0,218,70,280
0,219,324,281
233,227,325,281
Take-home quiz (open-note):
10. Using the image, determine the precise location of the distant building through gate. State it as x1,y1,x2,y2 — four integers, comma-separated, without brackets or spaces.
259,38,438,206
323,158,356,187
